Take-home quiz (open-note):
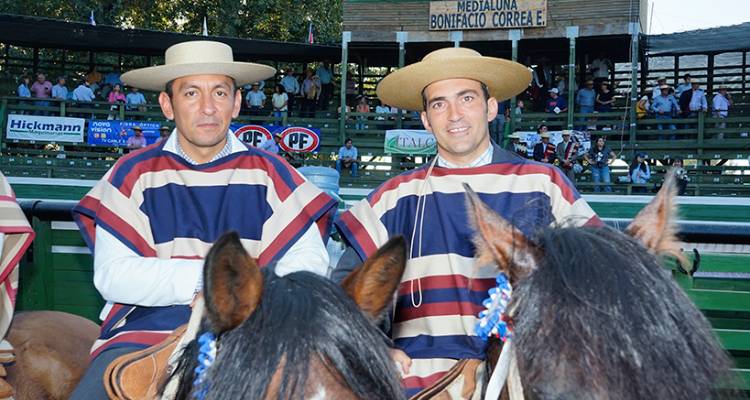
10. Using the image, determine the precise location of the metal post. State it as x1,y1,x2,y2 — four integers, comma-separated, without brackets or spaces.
509,29,522,136
449,31,463,48
32,48,39,76
673,56,679,87
338,32,351,144
629,23,639,145
565,26,578,130
396,32,408,130
707,53,715,96
743,51,747,95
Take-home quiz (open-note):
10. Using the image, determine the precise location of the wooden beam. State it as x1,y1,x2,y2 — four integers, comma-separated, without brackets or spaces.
707,53,715,96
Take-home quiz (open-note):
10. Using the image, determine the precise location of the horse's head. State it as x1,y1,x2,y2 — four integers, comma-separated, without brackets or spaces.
465,173,736,399
173,233,407,400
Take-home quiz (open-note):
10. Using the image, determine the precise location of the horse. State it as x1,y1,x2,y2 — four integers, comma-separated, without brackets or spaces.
464,174,740,399
4,310,98,399
170,232,408,399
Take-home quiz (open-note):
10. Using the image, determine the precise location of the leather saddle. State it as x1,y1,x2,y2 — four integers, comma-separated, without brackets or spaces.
103,325,187,400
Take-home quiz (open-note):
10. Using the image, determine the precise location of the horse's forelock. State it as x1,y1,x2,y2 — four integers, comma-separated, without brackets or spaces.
511,226,737,400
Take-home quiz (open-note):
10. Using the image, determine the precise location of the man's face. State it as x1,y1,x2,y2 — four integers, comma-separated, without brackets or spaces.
158,74,241,156
132,87,139,93
661,88,669,96
252,85,259,92
37,74,45,83
562,135,570,141
134,129,143,137
550,92,558,99
542,137,549,143
345,140,352,149
420,78,497,165
59,78,65,86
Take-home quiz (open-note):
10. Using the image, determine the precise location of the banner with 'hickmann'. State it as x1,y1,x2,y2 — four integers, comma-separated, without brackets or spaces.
385,130,437,155
6,114,85,143
429,0,547,31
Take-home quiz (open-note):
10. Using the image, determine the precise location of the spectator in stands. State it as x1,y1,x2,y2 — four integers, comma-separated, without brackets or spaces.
675,74,692,98
545,88,567,115
104,70,122,87
281,68,300,115
576,79,596,128
585,136,615,192
345,74,357,105
157,125,171,142
355,96,370,130
595,81,614,112
590,52,612,90
672,157,690,195
272,84,288,126
301,70,320,118
17,76,31,98
687,81,708,116
316,61,333,109
375,100,393,129
506,131,528,158
126,126,147,151
31,73,52,114
126,86,147,112
72,80,95,102
259,132,282,154
533,128,556,164
636,95,650,119
652,76,667,100
336,137,358,177
556,130,579,182
651,85,680,138
85,68,102,86
245,83,266,116
629,152,651,193
555,74,569,97
514,98,524,122
52,77,68,101
492,99,510,144
712,85,732,134
107,84,126,104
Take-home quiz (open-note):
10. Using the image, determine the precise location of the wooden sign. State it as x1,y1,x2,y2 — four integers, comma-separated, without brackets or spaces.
429,0,547,31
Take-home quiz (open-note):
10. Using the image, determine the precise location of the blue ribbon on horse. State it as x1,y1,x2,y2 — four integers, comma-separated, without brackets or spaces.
192,332,217,400
475,273,512,342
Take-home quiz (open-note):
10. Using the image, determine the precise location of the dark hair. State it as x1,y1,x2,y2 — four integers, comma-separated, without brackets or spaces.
164,77,237,97
684,73,691,79
629,157,646,175
421,80,491,110
536,124,548,134
344,137,353,144
275,84,285,93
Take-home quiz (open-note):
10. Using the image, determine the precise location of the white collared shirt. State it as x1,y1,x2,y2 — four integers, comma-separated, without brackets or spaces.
436,143,494,168
93,129,329,318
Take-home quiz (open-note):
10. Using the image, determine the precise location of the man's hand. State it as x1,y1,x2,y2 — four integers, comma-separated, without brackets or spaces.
389,348,412,376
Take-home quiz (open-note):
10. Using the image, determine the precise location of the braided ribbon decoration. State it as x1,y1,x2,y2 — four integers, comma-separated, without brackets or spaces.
475,272,512,342
192,332,217,400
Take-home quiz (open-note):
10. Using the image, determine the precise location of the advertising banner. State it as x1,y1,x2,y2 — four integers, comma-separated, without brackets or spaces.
384,129,437,155
230,124,321,153
6,114,85,143
87,120,161,146
515,130,590,158
429,0,547,31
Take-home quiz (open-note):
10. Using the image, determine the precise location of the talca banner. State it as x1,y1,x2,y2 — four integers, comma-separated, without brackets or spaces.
6,114,85,143
87,120,161,146
384,129,437,155
429,0,547,31
231,124,321,153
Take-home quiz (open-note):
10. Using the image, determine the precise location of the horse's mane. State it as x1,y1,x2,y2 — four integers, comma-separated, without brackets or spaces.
173,270,404,400
511,225,738,400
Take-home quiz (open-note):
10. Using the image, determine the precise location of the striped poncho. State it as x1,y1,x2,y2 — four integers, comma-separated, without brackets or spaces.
73,138,336,358
335,152,600,397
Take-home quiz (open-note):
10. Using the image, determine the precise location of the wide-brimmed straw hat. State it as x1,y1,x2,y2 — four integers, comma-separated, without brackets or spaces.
540,132,551,139
508,132,522,139
376,47,531,111
122,41,276,92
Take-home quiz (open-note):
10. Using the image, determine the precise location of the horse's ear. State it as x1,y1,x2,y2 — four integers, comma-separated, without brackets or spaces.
341,236,406,322
625,170,687,266
464,183,539,282
203,231,263,333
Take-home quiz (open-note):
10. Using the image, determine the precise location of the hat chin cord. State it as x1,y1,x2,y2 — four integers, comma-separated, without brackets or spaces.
408,155,438,308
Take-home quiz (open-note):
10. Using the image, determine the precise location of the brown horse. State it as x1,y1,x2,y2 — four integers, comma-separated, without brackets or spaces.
465,174,739,399
5,311,98,399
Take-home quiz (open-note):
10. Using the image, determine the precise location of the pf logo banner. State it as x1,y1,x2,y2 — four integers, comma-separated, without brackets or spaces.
233,125,272,147
277,127,321,153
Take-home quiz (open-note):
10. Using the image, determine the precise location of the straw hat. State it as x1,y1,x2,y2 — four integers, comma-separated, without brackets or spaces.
561,130,572,136
376,47,531,111
540,131,551,139
122,41,276,92
132,125,143,131
508,132,522,139
659,84,670,90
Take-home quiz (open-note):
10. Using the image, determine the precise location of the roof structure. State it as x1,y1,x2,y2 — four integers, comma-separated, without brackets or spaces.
0,13,340,63
646,22,750,56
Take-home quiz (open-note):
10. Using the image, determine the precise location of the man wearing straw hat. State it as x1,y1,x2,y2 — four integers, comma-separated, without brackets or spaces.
333,47,600,398
70,41,336,398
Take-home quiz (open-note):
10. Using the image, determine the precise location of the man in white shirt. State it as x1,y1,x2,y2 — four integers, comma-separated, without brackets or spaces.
72,81,95,102
280,69,300,116
245,83,266,116
712,86,732,133
69,41,336,399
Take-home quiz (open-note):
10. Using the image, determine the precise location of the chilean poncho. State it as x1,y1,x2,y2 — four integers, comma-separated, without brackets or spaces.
73,140,336,358
335,154,601,397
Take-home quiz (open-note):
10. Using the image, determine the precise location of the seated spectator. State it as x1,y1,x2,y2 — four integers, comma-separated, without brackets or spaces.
712,86,732,135
595,81,614,112
374,101,392,129
672,157,690,195
72,81,95,102
245,83,266,116
629,152,651,193
52,77,68,101
636,95,650,119
355,96,370,130
545,88,567,114
533,128,556,164
126,126,147,151
336,138,358,177
107,84,126,104
585,136,615,193
156,125,171,143
271,84,288,126
17,76,31,98
125,87,147,112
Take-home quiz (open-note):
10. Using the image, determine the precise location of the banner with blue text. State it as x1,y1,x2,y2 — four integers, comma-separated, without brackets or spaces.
87,120,161,146
429,0,547,31
6,115,85,143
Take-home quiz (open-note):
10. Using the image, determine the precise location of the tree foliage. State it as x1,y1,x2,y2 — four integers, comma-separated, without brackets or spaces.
0,0,342,44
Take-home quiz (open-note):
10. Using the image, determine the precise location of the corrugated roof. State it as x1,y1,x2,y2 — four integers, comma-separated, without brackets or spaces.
646,22,750,56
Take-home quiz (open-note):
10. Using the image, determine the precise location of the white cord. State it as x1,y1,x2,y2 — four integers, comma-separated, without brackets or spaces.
408,156,439,308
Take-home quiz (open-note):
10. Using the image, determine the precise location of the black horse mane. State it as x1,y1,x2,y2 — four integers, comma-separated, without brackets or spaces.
510,225,739,400
172,270,404,400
